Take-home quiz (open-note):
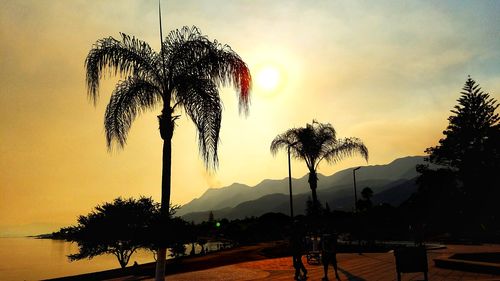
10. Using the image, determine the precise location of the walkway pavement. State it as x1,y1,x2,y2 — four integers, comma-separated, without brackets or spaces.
158,244,500,281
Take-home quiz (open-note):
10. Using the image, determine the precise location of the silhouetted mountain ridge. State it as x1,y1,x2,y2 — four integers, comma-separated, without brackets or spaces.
181,177,419,223
178,156,427,218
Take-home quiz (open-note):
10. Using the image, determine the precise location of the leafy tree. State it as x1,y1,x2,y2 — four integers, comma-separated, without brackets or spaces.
169,242,187,258
357,187,374,211
208,211,215,223
85,26,251,279
51,226,78,240
198,239,208,254
187,221,198,256
66,197,159,268
189,242,196,256
361,187,373,201
324,202,331,214
147,213,190,253
305,196,323,216
402,164,464,239
424,76,500,228
271,120,368,206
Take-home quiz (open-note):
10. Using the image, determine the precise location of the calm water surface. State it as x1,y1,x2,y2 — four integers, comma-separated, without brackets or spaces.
0,237,155,281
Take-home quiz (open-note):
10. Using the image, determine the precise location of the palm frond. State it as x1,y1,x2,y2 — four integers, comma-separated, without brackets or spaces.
271,120,368,172
85,33,160,104
104,77,161,150
163,26,251,115
270,129,298,156
214,44,252,115
295,124,322,169
322,137,369,166
172,76,222,169
313,120,337,145
270,127,317,170
163,26,205,54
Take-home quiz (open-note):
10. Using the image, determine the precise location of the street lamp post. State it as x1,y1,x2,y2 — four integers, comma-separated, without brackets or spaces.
353,166,362,254
353,167,361,212
287,145,294,219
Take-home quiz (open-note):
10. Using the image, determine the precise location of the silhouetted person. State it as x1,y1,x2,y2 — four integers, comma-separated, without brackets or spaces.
291,231,307,280
132,261,139,275
190,243,196,256
321,233,339,280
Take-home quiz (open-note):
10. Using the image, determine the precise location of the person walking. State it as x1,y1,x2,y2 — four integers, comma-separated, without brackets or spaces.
291,230,308,280
321,233,340,280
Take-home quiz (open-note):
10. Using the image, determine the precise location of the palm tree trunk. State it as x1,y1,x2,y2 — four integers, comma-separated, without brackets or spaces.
155,111,173,281
308,170,319,204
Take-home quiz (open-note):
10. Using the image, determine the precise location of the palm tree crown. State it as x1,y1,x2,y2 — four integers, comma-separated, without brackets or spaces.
271,120,368,204
85,26,251,168
85,26,251,280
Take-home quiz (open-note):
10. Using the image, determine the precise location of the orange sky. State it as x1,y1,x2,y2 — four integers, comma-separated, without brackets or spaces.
1,0,499,236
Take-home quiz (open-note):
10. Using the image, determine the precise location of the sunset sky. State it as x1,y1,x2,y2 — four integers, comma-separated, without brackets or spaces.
1,0,499,236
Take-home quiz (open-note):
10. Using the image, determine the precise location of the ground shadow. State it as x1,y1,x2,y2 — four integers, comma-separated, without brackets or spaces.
338,267,367,281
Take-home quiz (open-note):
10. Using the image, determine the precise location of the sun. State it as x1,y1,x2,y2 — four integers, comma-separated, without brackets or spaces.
257,66,280,91
256,65,282,94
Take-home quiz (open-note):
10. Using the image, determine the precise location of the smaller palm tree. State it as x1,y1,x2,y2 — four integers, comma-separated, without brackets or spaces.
271,120,368,206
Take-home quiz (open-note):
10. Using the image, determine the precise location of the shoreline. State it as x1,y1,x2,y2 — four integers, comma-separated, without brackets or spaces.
43,242,284,281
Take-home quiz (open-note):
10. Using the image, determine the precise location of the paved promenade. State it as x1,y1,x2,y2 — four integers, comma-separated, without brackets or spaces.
158,244,500,281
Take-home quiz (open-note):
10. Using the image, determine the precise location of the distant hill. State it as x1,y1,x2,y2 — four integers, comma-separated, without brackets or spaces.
314,155,428,190
178,156,427,220
181,177,419,223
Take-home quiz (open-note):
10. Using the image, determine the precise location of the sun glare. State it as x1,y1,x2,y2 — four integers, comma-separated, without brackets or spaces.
256,65,281,94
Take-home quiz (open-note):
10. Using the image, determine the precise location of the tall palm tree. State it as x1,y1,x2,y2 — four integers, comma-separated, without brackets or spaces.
85,26,251,281
271,120,368,206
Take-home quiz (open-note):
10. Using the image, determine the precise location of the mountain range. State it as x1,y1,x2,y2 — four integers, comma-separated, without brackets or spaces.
178,156,429,223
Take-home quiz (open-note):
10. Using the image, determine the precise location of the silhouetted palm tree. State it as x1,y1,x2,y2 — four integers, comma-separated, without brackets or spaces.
271,120,368,206
85,26,251,280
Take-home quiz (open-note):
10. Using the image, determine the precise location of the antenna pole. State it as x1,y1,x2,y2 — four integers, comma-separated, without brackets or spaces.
159,0,164,44
158,0,168,99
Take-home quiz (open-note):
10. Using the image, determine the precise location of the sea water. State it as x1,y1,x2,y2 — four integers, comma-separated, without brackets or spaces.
0,237,226,281
0,237,155,281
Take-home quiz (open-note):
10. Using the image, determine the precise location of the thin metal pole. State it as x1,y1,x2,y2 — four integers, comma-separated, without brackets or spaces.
288,145,294,219
353,166,362,254
353,167,361,212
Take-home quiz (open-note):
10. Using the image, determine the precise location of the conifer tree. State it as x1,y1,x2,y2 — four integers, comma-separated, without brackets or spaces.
425,76,500,227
